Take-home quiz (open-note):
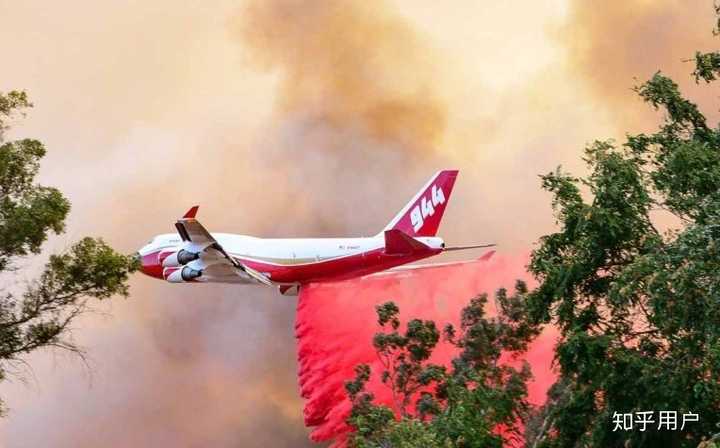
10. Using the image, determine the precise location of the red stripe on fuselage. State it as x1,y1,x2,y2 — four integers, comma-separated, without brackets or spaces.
234,247,442,284
140,246,443,285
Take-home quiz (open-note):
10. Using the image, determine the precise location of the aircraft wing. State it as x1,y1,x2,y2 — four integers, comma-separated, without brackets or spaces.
175,206,273,286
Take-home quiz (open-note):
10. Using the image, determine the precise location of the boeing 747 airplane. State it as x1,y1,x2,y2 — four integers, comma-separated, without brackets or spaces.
137,170,492,295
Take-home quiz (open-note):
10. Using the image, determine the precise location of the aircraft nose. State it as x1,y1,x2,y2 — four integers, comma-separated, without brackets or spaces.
138,250,164,279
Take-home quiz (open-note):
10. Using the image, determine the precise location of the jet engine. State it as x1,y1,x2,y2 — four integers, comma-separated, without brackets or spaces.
164,266,202,283
161,248,200,267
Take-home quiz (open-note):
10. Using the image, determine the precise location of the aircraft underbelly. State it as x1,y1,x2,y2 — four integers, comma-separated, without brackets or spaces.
263,248,437,284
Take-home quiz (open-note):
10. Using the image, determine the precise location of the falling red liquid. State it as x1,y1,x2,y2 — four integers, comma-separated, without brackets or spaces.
295,252,558,447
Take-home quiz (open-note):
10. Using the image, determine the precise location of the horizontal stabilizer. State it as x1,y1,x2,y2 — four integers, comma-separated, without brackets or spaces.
384,229,430,255
443,243,496,252
368,251,496,277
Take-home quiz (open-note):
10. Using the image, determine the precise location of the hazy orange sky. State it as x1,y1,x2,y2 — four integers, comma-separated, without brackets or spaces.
0,1,718,446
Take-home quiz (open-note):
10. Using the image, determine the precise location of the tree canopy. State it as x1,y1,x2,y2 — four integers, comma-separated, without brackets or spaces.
348,6,720,448
0,90,137,414
346,283,540,448
524,10,720,448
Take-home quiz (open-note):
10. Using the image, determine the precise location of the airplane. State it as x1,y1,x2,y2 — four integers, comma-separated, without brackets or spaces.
137,170,493,295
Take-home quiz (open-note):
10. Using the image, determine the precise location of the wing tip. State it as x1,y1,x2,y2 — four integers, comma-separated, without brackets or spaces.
183,205,199,219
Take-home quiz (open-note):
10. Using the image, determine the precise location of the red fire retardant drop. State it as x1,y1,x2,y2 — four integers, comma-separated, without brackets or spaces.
295,252,558,447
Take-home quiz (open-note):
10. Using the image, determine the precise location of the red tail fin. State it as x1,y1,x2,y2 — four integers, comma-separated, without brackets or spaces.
382,170,458,237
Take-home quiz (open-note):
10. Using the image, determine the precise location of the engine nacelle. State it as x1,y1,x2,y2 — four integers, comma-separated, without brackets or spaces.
163,266,203,283
161,248,200,267
158,248,178,266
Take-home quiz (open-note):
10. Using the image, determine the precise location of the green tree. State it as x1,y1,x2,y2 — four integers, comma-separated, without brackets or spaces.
525,8,720,448
0,90,137,414
346,282,540,448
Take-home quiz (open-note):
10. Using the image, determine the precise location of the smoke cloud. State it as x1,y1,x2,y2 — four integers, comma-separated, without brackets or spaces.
0,0,717,447
238,0,447,156
559,0,719,130
230,0,457,239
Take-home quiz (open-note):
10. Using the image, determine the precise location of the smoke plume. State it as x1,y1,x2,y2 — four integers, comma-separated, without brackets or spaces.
237,0,446,155
0,0,717,447
559,0,720,130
